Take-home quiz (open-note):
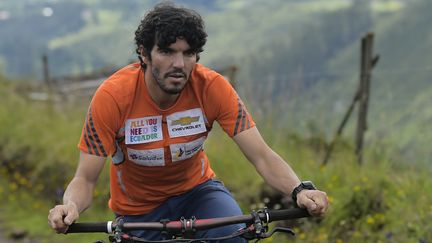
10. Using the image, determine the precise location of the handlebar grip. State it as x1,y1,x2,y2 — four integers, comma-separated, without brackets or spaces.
66,222,112,234
266,208,310,222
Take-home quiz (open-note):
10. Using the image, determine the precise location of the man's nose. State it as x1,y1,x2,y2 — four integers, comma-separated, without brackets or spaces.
172,53,185,68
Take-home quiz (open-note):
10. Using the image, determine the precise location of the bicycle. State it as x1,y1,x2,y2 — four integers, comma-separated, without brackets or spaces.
66,207,311,243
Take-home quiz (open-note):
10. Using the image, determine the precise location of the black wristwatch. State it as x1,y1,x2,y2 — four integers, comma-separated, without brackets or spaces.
291,181,317,207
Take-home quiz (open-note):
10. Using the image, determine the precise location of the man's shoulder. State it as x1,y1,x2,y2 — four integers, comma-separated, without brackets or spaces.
192,64,222,81
106,62,141,85
99,62,141,94
191,64,229,88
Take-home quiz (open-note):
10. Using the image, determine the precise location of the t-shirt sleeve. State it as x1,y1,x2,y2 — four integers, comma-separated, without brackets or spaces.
205,76,255,137
78,87,121,157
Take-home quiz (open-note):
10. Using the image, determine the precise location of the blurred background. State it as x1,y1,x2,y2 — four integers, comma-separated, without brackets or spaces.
0,0,431,242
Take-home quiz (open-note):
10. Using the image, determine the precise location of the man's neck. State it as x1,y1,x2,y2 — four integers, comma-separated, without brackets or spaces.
144,71,180,110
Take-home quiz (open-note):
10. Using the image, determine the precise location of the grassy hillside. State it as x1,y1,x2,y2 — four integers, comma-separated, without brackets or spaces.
289,0,432,167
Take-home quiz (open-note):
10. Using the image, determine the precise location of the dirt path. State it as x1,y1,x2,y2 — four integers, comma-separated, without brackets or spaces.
0,230,38,243
0,230,16,243
0,209,40,243
0,211,22,243
0,225,39,243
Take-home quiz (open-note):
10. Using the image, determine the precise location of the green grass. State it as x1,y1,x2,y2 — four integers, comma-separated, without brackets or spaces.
0,178,112,243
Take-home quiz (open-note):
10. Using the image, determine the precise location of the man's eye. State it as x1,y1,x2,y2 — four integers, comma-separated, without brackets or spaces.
185,51,196,57
159,49,171,54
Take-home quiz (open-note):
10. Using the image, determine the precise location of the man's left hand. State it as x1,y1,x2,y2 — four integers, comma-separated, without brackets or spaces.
296,190,328,216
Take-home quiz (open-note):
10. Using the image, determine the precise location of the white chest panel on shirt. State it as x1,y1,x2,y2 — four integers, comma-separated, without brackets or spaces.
166,108,207,138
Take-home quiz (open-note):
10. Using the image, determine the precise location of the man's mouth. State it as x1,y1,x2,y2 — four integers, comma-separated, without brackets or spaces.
169,73,185,78
166,71,186,79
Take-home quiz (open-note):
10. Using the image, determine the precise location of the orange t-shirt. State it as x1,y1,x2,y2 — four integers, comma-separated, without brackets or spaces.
78,63,255,215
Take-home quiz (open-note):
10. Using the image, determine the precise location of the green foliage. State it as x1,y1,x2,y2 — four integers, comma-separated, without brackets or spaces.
0,179,112,243
0,79,112,241
0,85,76,196
270,152,431,242
0,79,111,206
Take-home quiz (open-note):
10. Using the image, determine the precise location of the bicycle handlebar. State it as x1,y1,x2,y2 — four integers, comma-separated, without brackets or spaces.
66,208,310,234
67,222,113,233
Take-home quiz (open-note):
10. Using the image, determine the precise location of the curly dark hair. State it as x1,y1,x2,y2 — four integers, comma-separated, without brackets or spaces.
134,2,208,68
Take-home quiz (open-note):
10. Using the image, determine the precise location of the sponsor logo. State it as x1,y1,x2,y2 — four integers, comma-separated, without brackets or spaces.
176,148,184,157
167,108,207,138
170,136,206,162
125,116,163,144
127,147,165,166
171,124,202,132
171,116,200,126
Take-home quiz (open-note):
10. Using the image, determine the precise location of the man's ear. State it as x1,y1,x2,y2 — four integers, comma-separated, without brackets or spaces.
139,45,150,65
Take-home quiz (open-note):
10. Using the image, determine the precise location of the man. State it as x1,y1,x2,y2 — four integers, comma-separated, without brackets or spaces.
48,3,328,242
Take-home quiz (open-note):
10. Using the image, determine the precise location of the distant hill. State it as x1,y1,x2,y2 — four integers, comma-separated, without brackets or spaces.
287,0,432,166
0,0,389,78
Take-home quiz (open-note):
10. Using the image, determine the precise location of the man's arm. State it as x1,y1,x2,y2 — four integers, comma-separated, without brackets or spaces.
48,151,106,233
233,127,328,216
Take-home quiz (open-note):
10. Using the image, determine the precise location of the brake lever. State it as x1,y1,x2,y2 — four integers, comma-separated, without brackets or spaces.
261,226,295,238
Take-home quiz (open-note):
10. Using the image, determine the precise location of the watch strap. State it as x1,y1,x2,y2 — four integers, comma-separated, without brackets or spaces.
291,181,317,207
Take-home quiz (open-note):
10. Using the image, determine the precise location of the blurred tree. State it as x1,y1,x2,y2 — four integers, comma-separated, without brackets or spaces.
240,0,372,97
0,2,86,77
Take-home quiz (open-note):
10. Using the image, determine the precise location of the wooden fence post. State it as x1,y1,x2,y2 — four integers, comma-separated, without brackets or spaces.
42,54,51,88
322,32,379,166
355,33,376,165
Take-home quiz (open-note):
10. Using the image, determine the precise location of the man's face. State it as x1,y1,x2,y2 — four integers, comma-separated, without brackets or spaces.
144,38,197,94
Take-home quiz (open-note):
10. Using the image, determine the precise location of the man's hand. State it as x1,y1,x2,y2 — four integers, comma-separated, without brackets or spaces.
47,152,106,233
296,190,328,216
48,203,79,233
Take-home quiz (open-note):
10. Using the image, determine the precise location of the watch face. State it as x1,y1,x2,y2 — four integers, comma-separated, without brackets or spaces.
301,181,316,190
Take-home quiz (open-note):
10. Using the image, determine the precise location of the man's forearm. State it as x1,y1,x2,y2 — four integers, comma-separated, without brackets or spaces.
63,177,95,213
253,150,301,196
233,127,302,195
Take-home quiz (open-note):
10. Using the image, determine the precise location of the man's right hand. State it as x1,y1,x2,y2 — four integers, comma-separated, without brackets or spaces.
48,203,79,233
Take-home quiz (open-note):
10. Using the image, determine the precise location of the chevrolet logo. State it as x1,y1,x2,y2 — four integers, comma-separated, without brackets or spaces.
171,116,200,126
